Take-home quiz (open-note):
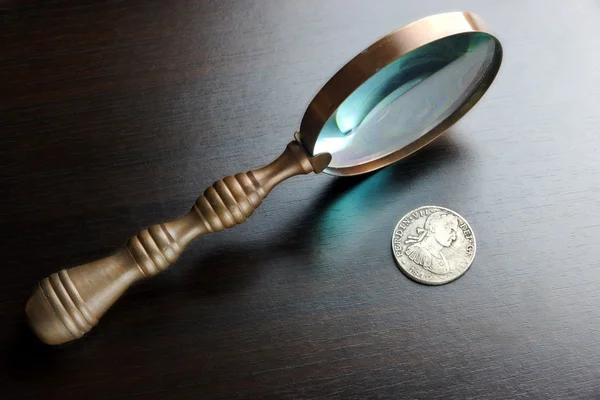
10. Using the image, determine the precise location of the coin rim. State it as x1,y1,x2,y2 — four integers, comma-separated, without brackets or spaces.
391,205,477,285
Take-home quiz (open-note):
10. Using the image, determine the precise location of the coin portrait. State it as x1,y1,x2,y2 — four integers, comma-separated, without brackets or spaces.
392,206,476,285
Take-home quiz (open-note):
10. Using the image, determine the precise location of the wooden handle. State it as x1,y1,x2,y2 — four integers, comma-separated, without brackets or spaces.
26,140,331,345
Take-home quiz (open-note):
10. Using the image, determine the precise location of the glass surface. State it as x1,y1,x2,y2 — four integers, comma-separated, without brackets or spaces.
313,33,499,169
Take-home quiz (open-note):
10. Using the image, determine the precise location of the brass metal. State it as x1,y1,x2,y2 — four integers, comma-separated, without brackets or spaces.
26,140,331,345
298,11,502,176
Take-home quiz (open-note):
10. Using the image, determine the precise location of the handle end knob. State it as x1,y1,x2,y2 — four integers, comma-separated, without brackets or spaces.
26,271,96,345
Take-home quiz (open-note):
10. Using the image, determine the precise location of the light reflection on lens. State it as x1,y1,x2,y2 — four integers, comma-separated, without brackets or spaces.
314,33,499,169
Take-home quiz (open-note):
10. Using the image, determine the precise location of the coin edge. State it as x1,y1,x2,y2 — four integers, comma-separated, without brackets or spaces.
390,205,477,285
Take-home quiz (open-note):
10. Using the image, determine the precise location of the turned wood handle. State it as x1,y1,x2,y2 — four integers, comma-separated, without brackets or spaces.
26,140,331,345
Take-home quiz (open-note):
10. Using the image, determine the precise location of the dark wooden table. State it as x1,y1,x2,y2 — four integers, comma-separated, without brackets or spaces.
2,1,600,398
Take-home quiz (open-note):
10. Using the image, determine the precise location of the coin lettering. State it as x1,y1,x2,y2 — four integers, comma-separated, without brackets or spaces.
391,206,476,285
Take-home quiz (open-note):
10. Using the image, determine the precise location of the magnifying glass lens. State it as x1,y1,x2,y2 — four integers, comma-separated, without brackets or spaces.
313,32,499,169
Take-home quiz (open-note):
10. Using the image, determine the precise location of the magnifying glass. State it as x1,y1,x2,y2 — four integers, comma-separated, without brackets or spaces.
26,12,502,344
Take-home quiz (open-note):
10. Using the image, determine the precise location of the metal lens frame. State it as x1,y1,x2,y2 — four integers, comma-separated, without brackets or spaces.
298,12,503,176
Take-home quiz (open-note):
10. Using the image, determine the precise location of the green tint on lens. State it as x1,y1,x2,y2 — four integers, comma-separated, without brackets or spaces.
313,33,499,169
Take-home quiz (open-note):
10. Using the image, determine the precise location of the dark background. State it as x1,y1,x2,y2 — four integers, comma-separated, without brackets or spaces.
2,0,600,398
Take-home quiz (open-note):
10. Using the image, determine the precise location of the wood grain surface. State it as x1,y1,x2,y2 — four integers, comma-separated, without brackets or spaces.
2,0,600,398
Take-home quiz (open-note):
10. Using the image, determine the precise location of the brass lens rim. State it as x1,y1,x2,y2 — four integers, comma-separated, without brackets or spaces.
297,11,503,176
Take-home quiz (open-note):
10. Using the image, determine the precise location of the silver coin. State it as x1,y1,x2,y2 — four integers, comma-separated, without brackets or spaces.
391,206,476,285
